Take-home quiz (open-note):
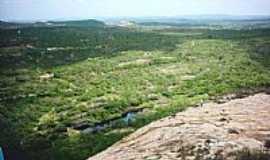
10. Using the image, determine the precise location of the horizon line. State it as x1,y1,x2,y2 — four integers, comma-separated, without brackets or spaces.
2,14,270,23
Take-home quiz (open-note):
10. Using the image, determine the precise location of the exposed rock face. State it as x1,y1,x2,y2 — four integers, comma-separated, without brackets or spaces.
88,93,270,160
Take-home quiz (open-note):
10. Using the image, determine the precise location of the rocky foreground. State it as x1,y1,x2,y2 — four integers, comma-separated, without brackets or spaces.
88,92,270,160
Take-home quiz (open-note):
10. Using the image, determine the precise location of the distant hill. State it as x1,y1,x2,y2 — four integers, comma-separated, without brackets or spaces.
0,19,106,29
0,21,13,27
0,21,27,29
48,19,106,27
137,17,270,29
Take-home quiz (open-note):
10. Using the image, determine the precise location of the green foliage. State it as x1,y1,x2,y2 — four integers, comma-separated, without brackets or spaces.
0,26,179,69
0,25,270,160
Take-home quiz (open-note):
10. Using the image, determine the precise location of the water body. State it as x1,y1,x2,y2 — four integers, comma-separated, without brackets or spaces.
123,112,136,125
80,111,139,134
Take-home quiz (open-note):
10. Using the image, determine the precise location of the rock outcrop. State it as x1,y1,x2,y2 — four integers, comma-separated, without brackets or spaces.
88,93,270,160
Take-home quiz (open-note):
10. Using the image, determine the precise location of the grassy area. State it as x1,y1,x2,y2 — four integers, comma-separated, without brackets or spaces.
0,26,270,160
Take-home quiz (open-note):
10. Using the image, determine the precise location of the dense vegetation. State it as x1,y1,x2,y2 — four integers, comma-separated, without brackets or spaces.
0,20,270,160
0,26,178,68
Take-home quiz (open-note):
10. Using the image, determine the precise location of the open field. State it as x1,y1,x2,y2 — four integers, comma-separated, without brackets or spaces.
0,20,270,160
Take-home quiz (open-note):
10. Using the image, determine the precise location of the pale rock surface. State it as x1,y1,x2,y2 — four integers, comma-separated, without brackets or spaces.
88,93,270,160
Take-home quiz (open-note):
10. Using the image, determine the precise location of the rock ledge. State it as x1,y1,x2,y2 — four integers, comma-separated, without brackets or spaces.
88,93,270,160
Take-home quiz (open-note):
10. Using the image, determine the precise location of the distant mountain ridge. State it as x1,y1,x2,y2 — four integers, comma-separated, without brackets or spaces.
1,16,270,29
47,19,105,27
0,19,106,29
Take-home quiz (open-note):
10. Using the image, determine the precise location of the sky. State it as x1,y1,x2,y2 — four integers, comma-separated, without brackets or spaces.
1,0,270,21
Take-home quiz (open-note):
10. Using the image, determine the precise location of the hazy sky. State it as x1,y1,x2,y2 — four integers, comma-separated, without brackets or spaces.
1,0,270,21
